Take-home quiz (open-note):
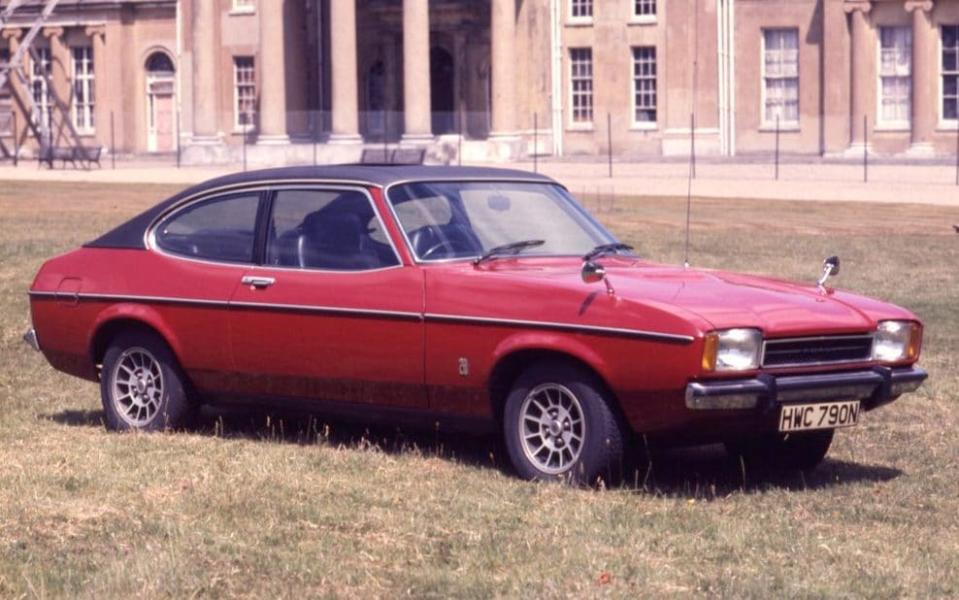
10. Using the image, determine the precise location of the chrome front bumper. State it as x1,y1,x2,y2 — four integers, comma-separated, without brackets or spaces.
686,366,927,412
22,328,40,352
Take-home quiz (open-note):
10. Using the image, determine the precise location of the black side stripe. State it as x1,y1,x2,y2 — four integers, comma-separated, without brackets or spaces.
27,291,695,344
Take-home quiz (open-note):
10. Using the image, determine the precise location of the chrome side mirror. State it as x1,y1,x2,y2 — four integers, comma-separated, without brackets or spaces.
582,260,615,295
817,255,840,291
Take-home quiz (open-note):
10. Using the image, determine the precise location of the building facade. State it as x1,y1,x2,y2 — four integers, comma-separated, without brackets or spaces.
0,0,957,162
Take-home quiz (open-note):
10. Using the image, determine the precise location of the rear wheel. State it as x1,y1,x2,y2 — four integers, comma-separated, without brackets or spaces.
503,361,626,485
100,331,195,431
726,429,834,472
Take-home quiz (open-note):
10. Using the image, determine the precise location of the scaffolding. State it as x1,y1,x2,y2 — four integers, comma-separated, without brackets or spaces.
0,0,97,167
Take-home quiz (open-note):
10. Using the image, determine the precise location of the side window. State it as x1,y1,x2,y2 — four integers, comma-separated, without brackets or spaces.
266,189,399,271
155,193,260,263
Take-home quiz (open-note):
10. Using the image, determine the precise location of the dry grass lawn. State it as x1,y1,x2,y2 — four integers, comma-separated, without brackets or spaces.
0,180,957,598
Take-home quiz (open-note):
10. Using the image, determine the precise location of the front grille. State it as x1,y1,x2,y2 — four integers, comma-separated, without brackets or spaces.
762,335,874,368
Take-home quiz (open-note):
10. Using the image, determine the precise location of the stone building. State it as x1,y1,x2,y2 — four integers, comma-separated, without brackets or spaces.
0,0,956,163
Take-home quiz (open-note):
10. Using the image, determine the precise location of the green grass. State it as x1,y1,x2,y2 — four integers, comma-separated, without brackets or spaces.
1,181,957,597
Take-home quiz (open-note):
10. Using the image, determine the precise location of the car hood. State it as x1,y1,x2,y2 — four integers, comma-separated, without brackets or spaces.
433,258,916,337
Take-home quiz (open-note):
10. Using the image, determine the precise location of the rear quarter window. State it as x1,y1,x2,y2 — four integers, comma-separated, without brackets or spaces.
155,193,260,263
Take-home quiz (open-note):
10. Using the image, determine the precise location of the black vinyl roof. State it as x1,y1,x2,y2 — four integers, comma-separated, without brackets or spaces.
85,165,556,250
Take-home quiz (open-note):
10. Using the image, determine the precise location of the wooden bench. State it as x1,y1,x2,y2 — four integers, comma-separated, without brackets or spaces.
38,145,103,169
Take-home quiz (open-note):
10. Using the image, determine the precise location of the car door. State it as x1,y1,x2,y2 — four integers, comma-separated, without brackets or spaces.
149,189,264,394
229,186,426,408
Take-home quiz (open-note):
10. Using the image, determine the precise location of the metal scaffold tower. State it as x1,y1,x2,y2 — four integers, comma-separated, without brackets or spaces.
0,0,96,167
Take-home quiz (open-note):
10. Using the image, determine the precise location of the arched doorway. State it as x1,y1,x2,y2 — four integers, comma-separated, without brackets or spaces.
145,51,175,152
430,47,455,135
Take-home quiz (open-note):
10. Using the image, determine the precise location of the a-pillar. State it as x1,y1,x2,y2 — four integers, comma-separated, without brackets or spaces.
845,0,873,155
489,0,520,159
329,0,361,144
906,0,936,156
401,0,433,145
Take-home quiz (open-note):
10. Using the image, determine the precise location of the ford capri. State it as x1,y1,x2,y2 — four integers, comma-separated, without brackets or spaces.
24,166,927,483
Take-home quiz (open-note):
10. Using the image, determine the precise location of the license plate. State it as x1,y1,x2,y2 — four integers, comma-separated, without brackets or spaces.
778,400,860,433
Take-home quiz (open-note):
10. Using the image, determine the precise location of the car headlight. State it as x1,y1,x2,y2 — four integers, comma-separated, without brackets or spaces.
702,328,763,372
872,320,922,363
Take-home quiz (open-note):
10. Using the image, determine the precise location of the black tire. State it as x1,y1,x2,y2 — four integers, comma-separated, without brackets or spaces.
725,429,834,473
503,360,626,486
100,330,196,432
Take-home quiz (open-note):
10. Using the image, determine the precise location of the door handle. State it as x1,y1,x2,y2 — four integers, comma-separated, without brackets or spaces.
241,276,275,289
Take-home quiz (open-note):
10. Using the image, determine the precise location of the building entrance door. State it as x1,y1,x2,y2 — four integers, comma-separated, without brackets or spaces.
145,52,175,153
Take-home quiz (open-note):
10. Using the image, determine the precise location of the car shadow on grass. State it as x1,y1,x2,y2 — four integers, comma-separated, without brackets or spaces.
43,406,902,496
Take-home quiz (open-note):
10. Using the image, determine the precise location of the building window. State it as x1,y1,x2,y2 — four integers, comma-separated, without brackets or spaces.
234,56,256,130
232,0,255,13
878,27,911,127
762,28,799,127
634,0,656,19
942,26,959,121
72,47,95,133
632,47,657,126
569,48,593,125
30,47,52,135
569,0,592,21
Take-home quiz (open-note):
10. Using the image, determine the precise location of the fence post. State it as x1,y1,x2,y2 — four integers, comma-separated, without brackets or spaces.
242,116,248,172
175,108,181,169
955,123,959,186
533,112,538,174
383,109,389,163
607,112,613,178
12,110,18,167
313,112,319,167
774,115,780,180
458,120,463,167
110,111,116,169
863,114,868,183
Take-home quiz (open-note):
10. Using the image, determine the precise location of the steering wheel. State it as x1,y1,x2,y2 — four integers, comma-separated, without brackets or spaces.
420,239,456,260
411,226,453,260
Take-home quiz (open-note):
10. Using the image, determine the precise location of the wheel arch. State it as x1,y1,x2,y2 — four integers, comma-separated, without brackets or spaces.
487,338,624,428
88,305,186,369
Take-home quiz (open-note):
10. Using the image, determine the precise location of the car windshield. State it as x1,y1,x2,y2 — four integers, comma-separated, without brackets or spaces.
387,181,618,262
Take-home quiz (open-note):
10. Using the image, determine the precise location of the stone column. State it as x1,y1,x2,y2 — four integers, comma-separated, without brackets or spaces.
845,0,873,153
258,1,290,144
84,26,107,145
329,0,361,143
402,0,432,144
906,0,936,156
191,0,219,142
490,0,517,137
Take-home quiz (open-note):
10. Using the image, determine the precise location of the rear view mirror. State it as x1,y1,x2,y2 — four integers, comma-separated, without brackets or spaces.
487,195,511,212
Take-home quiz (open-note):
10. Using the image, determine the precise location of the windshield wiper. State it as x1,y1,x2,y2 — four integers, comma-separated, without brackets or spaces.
583,243,635,262
473,239,545,265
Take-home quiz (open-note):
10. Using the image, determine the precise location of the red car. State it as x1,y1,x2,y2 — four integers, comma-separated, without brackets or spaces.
24,166,927,483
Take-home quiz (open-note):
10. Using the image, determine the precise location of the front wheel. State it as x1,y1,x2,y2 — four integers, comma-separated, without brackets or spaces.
100,331,196,432
725,429,834,473
503,361,626,485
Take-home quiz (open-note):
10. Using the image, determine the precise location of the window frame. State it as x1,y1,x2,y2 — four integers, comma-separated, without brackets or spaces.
568,47,594,129
233,56,257,132
631,46,658,129
631,0,657,24
261,186,403,273
30,46,52,135
151,190,267,266
230,0,255,15
940,24,959,128
760,27,801,130
876,26,912,130
71,46,95,134
568,0,593,25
